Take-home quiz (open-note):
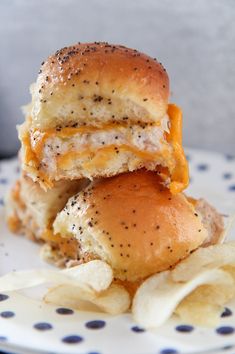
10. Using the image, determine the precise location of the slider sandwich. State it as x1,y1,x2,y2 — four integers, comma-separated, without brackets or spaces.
53,171,223,285
7,42,224,294
19,43,188,194
6,173,88,265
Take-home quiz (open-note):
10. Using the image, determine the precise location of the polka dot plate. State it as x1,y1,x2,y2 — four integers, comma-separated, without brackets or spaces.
0,148,235,354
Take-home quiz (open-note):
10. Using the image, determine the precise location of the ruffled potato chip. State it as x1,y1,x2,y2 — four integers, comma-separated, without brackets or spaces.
0,260,113,293
175,282,235,326
172,242,235,282
132,267,233,328
44,283,130,315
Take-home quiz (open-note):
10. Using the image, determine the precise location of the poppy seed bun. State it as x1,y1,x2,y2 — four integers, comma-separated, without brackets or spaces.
19,43,188,193
30,42,169,129
53,171,208,282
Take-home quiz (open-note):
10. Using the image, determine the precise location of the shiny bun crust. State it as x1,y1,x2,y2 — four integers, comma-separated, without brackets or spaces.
30,42,169,129
53,171,208,282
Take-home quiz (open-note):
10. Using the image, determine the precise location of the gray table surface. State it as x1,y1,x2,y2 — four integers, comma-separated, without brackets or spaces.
0,0,235,157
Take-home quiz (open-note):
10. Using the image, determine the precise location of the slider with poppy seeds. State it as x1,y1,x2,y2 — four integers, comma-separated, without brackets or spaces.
6,172,88,265
52,171,224,286
4,42,227,323
18,42,188,194
6,42,224,306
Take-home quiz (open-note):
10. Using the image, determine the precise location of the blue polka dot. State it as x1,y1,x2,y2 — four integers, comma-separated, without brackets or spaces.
34,322,53,331
175,325,194,333
222,345,234,350
225,154,235,161
223,173,233,180
160,349,178,354
197,164,209,171
0,311,15,318
186,154,191,161
229,185,235,191
0,178,8,184
0,199,4,206
221,307,233,318
88,352,101,354
216,326,234,335
0,294,9,302
131,326,145,333
85,320,106,329
62,335,83,344
0,336,7,342
15,166,20,174
56,307,74,315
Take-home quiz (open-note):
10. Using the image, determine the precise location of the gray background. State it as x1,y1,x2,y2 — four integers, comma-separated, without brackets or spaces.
0,0,235,157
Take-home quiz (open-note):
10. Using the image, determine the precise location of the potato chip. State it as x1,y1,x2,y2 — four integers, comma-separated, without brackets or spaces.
63,260,113,291
44,283,130,315
132,268,233,328
175,300,222,327
94,284,131,314
172,242,235,282
44,284,100,312
175,281,235,326
220,212,235,243
222,265,235,282
133,241,235,328
0,260,113,293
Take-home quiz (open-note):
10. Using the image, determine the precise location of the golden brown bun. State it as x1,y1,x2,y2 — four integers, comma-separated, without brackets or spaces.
53,171,208,281
29,42,169,129
18,43,187,193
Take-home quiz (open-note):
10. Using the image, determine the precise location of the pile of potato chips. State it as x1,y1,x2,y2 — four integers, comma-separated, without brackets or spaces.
1,242,235,328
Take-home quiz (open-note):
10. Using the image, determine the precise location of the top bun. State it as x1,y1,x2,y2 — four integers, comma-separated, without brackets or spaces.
29,42,169,129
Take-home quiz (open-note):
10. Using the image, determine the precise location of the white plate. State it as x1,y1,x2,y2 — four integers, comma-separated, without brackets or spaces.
0,148,235,354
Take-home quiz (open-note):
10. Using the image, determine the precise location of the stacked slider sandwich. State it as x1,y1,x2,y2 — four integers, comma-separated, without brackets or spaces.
7,42,223,288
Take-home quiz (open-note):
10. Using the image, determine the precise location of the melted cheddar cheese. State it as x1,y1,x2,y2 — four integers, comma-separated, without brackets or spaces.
57,145,172,169
167,104,189,194
21,104,189,193
21,133,53,188
7,215,22,233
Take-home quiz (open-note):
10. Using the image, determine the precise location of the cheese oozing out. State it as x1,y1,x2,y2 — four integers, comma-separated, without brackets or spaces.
19,104,189,193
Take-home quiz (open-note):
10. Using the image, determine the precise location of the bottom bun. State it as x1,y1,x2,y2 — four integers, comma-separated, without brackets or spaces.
54,171,214,281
